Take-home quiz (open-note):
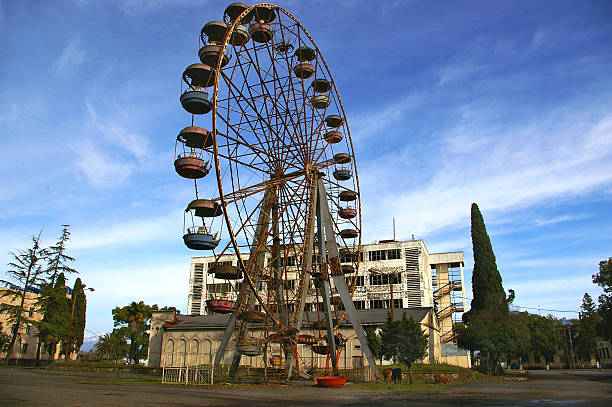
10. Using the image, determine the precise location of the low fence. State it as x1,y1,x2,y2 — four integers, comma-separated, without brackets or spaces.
160,350,375,385
162,366,213,385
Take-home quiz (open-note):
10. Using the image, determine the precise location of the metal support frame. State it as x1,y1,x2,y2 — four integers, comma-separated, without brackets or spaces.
214,188,275,372
286,170,317,378
214,174,380,381
316,178,381,380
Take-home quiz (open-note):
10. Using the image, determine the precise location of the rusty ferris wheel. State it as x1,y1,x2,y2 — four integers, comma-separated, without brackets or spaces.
173,2,379,379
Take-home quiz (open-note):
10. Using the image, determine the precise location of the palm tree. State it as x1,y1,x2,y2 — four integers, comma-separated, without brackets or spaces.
111,301,153,363
95,332,128,362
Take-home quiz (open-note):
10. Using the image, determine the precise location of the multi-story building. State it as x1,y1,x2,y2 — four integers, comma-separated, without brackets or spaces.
186,238,469,366
0,284,77,363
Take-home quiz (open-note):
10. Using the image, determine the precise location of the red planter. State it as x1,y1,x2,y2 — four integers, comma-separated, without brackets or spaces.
314,376,346,388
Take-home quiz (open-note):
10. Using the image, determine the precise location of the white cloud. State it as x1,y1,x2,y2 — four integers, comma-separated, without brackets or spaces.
86,102,151,165
438,62,483,86
53,38,86,75
72,140,133,189
70,210,182,249
357,102,612,242
533,214,585,227
530,28,548,49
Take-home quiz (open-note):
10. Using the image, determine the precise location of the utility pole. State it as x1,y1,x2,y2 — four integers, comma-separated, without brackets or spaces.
567,325,575,370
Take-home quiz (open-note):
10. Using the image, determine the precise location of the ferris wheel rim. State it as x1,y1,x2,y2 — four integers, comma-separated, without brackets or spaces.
208,3,363,332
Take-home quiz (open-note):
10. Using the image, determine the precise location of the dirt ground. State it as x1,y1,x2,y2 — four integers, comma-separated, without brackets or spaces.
0,368,611,406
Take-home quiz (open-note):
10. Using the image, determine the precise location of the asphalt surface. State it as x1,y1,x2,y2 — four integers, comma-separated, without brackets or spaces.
0,368,610,406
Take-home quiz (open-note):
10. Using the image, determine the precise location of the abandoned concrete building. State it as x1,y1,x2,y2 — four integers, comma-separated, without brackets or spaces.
148,239,470,370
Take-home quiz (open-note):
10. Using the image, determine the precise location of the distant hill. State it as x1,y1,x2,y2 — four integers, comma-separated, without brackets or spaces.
80,334,101,352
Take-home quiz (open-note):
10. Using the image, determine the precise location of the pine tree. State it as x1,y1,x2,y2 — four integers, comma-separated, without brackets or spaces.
44,225,78,287
380,313,429,384
0,233,47,361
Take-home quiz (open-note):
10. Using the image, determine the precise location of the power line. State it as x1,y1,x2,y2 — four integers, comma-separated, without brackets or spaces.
461,295,580,314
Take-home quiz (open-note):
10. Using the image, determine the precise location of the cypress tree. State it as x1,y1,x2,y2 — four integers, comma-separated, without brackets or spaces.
465,203,508,321
457,203,516,375
69,278,87,358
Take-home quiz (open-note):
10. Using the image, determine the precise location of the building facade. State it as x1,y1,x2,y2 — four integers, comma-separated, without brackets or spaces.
179,238,469,368
189,240,463,316
0,285,77,363
148,307,440,371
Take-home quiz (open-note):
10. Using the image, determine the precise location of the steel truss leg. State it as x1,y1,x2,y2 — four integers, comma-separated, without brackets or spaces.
213,188,275,373
316,178,381,380
286,172,318,378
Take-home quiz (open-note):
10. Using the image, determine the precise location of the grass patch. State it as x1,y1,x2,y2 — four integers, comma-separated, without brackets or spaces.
49,361,133,368
354,382,452,392
74,376,162,385
376,363,503,385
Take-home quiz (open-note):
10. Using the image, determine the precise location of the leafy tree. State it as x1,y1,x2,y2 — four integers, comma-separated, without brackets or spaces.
573,293,599,362
95,330,129,362
380,313,428,384
527,314,559,365
112,301,155,364
0,233,47,361
364,326,383,363
37,273,70,362
458,203,512,375
0,331,11,353
593,258,612,340
44,225,78,287
507,312,531,364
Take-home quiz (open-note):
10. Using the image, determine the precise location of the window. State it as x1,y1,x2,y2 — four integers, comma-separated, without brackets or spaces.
369,250,385,261
386,249,401,260
25,326,30,335
534,354,541,363
28,308,34,317
206,283,231,293
340,250,359,263
370,274,401,285
208,260,232,269
345,276,365,287
21,344,27,354
353,301,366,310
369,300,385,309
368,299,402,309
285,280,295,290
285,256,297,267
11,324,18,334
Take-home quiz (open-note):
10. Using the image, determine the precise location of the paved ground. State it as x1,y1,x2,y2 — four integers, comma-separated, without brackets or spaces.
0,368,611,406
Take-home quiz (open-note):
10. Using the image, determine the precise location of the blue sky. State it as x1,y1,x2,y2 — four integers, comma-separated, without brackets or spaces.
1,0,611,337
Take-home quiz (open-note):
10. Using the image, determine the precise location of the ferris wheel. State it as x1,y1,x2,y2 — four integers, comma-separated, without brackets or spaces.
174,2,379,379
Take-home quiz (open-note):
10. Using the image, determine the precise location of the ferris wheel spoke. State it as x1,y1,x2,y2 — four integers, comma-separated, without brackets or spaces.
214,170,304,204
220,69,303,171
240,44,307,171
